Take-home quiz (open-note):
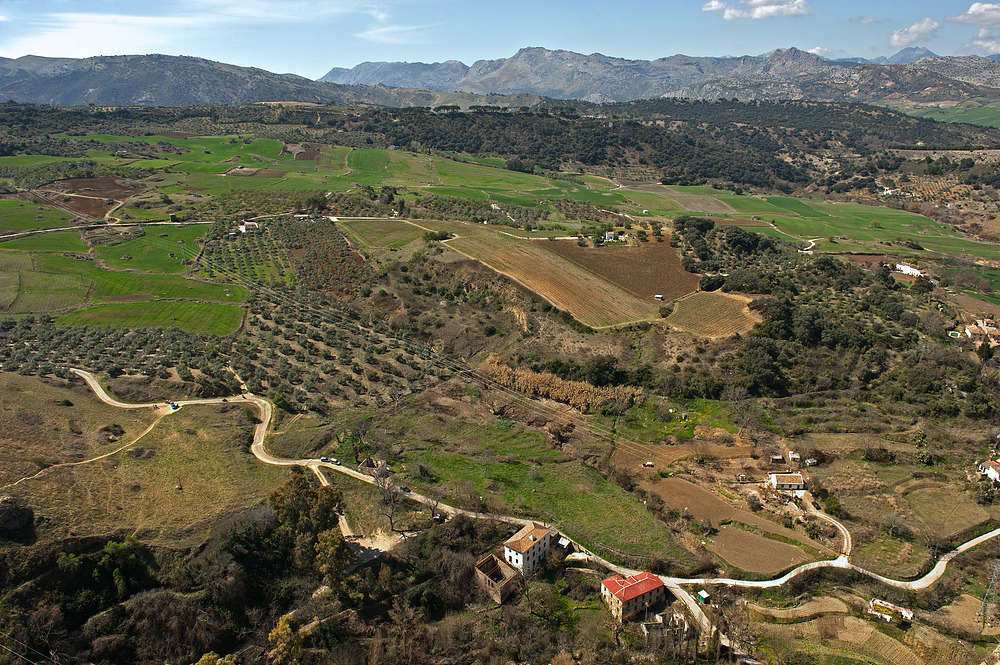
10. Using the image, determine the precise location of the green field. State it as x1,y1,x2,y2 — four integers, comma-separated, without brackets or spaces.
0,199,75,234
0,231,88,252
882,99,1000,128
94,224,207,273
338,218,425,249
395,411,692,563
58,300,245,334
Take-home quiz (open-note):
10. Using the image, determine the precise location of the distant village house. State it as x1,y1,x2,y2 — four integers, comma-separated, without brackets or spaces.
980,459,1000,484
768,473,805,493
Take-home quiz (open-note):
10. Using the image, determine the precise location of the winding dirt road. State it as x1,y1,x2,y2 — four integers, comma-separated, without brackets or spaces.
68,368,1000,650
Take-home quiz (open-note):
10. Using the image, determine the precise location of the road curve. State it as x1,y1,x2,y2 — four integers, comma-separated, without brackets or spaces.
70,369,1000,597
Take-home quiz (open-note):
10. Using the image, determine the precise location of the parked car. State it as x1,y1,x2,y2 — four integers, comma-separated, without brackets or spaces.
812,501,822,510
400,486,410,493
321,457,331,463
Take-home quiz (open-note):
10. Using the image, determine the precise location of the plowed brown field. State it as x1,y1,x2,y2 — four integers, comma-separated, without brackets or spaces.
542,240,699,301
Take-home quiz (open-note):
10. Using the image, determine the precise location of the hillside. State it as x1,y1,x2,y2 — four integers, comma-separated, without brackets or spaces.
0,54,546,109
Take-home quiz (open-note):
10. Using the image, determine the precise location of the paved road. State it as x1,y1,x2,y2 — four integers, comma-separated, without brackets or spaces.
70,368,1000,650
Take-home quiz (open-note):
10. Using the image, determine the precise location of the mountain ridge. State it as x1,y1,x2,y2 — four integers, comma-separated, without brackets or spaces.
319,46,1000,104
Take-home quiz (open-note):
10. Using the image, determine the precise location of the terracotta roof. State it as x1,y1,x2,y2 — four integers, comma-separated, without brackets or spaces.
771,473,803,484
504,522,556,554
601,572,664,602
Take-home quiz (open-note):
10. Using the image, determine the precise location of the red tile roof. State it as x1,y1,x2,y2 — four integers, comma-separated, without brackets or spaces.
601,572,664,602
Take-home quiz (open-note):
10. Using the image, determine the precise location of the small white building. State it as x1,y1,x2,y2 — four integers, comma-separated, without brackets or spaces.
503,522,558,575
980,459,1000,484
788,451,801,463
769,473,805,492
894,263,925,278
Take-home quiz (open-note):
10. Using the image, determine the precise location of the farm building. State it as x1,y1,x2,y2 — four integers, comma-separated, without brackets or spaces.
768,473,805,493
474,554,519,604
980,459,1000,484
503,522,559,575
868,598,913,622
966,319,1000,348
601,572,667,623
894,263,925,278
769,453,786,466
788,451,800,463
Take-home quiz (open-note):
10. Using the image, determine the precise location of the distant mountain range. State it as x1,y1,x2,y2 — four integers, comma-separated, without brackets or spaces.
3,47,1000,108
320,46,1000,105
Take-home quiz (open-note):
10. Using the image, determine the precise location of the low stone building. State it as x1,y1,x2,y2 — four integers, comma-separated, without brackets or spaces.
474,554,519,604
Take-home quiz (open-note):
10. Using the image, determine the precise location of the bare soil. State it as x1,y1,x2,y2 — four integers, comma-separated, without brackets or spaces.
542,239,699,302
35,177,139,219
253,170,286,178
708,525,812,573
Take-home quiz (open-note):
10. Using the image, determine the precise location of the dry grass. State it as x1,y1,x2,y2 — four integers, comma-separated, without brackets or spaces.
0,372,286,548
665,291,760,338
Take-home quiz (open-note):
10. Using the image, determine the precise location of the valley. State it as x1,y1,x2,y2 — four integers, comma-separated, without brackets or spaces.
1,99,1000,665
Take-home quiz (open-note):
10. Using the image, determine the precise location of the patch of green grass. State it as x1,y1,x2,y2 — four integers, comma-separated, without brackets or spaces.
0,200,75,234
0,231,88,252
338,219,424,249
58,301,244,334
347,149,389,175
396,412,691,564
35,253,247,304
0,155,73,166
9,270,90,312
94,225,207,273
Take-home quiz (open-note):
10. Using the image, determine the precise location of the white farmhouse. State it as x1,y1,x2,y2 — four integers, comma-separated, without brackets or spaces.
503,522,558,575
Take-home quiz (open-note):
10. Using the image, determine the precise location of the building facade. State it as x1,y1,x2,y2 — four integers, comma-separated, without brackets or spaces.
600,572,667,622
503,522,558,575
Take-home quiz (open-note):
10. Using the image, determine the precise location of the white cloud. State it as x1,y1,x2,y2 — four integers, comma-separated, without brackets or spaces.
949,3,1000,27
0,2,411,58
806,46,840,57
702,0,811,20
0,15,7,22
970,27,1000,53
889,18,940,48
849,16,886,25
355,23,440,45
0,13,203,58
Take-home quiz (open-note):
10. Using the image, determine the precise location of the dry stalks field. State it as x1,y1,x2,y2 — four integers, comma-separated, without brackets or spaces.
665,291,761,337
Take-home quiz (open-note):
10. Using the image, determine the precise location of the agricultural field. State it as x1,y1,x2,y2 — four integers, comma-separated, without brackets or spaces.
93,224,208,273
0,230,89,252
881,98,1000,128
416,219,661,327
542,239,699,302
57,301,245,335
339,218,425,250
0,199,75,235
665,291,760,337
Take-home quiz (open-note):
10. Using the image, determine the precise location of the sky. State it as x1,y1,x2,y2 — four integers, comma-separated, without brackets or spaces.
2,1,1000,79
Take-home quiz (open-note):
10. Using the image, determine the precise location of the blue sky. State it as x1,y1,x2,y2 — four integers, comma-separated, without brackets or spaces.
1,1,1000,78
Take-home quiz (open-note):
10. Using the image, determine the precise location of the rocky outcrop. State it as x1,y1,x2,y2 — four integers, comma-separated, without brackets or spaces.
0,495,33,532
